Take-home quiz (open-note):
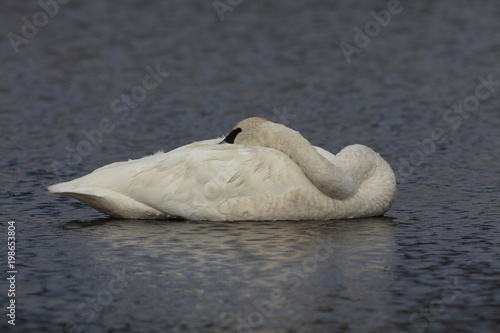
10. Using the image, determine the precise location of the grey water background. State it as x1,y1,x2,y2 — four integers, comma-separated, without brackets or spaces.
1,0,499,332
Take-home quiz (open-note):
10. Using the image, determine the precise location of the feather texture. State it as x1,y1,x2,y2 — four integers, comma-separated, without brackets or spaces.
49,118,397,220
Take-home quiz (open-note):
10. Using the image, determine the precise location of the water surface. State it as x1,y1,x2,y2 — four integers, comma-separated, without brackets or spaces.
1,1,499,332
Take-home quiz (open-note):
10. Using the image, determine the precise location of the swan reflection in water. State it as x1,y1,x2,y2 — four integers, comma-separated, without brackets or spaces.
64,217,397,331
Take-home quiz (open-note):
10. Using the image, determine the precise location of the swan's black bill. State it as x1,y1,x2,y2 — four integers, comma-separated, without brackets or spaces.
220,128,242,144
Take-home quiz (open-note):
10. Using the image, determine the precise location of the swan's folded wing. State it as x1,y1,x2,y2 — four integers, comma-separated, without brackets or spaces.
150,143,312,220
49,139,315,220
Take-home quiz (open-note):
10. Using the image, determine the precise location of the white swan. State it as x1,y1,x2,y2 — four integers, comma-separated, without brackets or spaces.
48,117,396,221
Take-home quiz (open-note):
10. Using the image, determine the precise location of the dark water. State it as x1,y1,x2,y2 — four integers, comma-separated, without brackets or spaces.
1,1,499,332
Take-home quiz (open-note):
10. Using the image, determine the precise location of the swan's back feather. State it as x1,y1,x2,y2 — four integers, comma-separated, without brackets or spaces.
50,139,321,220
49,139,396,220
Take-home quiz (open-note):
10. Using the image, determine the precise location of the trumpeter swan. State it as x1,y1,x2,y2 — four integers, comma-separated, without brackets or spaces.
48,117,396,220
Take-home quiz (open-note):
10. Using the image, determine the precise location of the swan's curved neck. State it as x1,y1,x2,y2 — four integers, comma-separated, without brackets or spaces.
266,124,356,200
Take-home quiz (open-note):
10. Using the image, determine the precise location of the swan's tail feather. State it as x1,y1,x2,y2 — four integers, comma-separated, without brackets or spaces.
48,182,169,219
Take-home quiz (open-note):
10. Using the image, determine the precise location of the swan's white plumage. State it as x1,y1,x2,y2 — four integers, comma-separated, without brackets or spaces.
49,118,397,221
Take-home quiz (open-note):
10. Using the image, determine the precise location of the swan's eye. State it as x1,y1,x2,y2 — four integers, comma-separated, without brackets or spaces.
221,128,242,144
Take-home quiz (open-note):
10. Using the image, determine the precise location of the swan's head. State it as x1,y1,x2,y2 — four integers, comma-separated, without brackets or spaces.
222,117,271,146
